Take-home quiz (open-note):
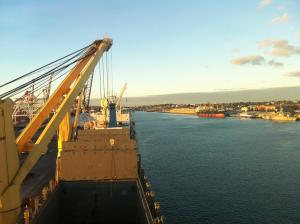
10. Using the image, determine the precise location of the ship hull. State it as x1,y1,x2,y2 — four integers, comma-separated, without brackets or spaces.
197,113,225,118
238,113,257,119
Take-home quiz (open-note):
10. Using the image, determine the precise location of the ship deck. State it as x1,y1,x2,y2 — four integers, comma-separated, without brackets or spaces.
32,180,151,224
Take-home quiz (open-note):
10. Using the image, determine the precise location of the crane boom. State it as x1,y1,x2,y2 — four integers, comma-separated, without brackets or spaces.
116,82,127,110
17,39,111,152
0,37,112,224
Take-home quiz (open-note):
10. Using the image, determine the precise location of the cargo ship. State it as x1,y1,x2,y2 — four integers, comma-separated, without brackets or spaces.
238,112,257,119
195,106,227,118
0,37,165,224
30,112,163,224
196,111,226,118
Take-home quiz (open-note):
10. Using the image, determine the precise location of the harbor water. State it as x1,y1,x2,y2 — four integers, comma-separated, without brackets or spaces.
133,112,300,224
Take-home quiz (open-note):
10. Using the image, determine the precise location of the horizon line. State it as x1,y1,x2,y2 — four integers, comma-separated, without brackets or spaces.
90,85,300,99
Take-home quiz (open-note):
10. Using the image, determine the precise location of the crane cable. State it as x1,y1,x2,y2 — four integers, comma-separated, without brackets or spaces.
7,61,74,99
106,51,109,98
9,68,68,101
0,60,75,99
0,51,83,99
102,57,106,98
110,48,113,97
16,67,73,101
0,43,93,88
0,47,97,99
98,61,102,99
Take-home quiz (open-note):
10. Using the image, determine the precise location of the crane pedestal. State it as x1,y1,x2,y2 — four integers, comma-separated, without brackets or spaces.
0,100,21,224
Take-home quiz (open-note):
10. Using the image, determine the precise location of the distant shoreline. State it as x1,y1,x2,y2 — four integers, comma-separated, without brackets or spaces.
91,86,300,106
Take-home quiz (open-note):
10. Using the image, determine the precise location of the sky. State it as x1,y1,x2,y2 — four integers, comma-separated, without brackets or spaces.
0,0,299,97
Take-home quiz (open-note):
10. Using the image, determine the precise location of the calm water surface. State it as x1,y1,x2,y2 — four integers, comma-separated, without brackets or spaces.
133,112,300,224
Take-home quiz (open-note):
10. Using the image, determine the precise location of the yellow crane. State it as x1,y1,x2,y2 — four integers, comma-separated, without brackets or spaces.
0,37,112,224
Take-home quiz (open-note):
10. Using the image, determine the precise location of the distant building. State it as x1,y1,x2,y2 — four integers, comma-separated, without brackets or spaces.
256,105,276,112
241,106,248,112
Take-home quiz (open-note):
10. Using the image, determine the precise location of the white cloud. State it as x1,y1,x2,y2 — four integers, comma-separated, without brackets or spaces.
231,55,284,68
268,60,283,67
258,39,300,57
231,55,265,65
285,71,300,77
259,0,272,8
270,13,290,25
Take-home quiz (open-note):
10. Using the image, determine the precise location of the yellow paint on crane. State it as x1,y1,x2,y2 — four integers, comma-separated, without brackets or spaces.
57,112,71,158
101,98,108,126
17,39,112,152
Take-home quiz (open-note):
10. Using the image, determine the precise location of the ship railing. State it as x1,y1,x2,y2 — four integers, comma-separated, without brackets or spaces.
21,178,57,224
138,169,166,224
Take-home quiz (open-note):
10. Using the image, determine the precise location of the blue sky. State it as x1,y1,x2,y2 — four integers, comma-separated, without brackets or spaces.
0,0,299,97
